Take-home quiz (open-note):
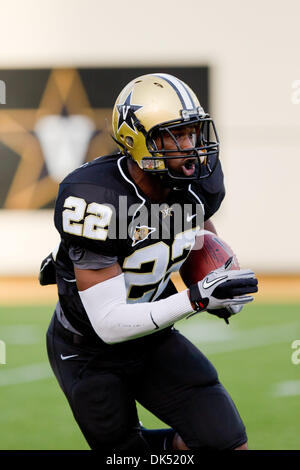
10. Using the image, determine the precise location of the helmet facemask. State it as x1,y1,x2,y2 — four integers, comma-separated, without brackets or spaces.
143,115,219,181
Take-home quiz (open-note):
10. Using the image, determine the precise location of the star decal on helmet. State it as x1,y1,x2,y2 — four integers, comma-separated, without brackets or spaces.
116,92,143,134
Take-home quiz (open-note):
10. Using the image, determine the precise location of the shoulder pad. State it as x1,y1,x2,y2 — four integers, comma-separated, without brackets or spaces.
54,181,120,256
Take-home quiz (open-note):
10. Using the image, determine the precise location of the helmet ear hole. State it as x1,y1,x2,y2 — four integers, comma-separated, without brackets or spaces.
125,136,134,147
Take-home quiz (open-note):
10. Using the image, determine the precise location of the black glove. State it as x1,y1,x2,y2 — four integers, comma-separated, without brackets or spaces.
207,305,243,324
188,257,258,321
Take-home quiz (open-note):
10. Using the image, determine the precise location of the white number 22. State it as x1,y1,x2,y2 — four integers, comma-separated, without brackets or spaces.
62,196,113,241
124,229,198,302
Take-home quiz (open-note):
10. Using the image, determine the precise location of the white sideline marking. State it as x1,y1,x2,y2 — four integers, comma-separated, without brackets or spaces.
273,380,300,397
1,325,42,344
0,363,52,387
179,320,235,343
178,321,300,355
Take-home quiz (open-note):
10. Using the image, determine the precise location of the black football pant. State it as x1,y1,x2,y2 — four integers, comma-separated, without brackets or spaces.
46,313,247,451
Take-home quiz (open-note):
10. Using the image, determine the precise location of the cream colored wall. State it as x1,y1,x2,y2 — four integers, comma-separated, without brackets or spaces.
0,0,299,274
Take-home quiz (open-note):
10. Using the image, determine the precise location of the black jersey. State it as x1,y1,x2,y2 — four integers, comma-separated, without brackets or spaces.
53,153,225,338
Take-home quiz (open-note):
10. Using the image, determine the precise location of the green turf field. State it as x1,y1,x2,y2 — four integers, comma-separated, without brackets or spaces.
0,302,300,450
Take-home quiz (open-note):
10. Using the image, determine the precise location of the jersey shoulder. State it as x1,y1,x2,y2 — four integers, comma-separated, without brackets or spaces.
54,153,126,255
56,152,131,208
61,152,125,192
191,160,226,220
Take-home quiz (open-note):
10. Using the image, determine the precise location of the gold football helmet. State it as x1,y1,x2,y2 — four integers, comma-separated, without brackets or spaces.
112,73,219,180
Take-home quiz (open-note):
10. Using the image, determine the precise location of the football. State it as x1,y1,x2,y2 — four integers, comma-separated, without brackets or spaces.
179,230,240,287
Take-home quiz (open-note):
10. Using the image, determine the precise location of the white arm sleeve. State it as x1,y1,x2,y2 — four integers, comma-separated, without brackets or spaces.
79,273,194,344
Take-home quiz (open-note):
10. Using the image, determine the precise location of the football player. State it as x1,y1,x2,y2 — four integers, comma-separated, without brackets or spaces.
42,73,258,452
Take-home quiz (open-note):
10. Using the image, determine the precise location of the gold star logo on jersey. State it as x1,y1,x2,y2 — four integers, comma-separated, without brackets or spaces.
160,204,174,218
131,225,156,246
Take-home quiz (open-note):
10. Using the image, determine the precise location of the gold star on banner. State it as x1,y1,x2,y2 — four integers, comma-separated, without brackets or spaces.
0,69,115,209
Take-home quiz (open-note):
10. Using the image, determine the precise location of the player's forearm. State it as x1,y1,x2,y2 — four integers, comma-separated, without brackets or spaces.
78,273,194,344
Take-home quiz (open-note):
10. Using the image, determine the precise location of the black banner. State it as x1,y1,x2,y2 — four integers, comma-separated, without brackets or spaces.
0,67,208,209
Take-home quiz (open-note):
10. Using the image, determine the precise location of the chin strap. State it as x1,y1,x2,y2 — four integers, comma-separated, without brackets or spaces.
131,112,147,136
110,134,130,155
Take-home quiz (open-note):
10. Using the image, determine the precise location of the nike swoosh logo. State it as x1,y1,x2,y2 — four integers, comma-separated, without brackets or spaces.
63,278,76,283
202,275,227,289
150,312,159,330
60,354,79,360
186,213,196,222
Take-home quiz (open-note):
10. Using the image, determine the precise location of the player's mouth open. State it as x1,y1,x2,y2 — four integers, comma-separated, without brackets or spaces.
182,158,196,176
